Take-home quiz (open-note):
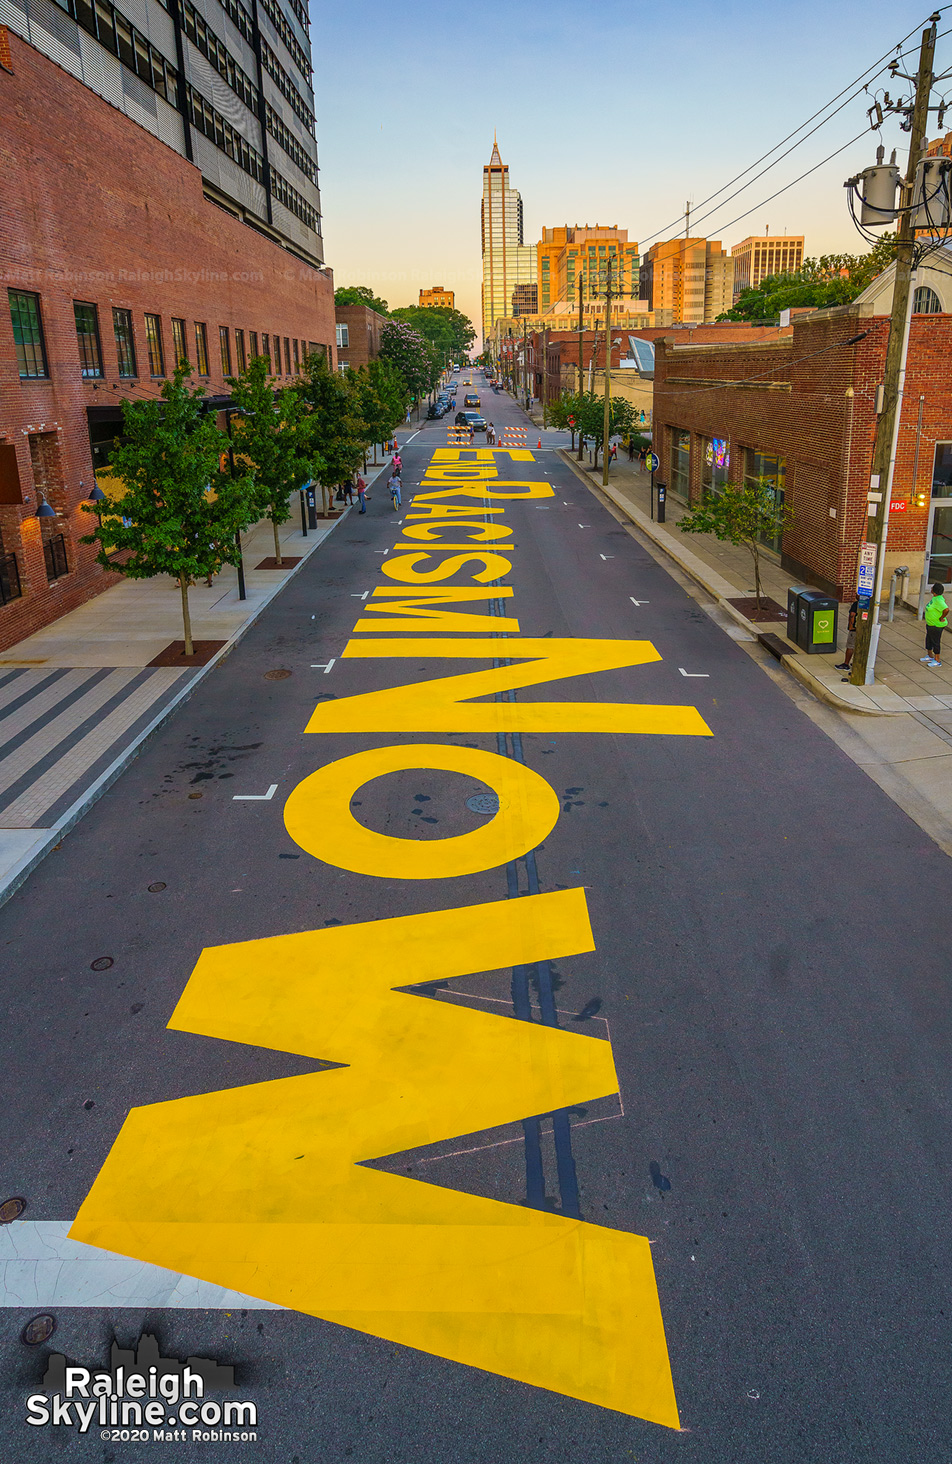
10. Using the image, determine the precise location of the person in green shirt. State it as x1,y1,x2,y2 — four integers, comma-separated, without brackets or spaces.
921,582,949,667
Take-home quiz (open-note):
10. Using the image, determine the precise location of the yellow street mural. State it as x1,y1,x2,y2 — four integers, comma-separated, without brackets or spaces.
72,443,712,1428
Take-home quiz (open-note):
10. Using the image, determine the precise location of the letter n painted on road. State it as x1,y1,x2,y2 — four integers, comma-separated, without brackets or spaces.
305,637,713,737
70,890,679,1427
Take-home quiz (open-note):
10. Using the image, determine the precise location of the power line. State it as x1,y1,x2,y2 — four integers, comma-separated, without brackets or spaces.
705,128,872,242
638,15,936,248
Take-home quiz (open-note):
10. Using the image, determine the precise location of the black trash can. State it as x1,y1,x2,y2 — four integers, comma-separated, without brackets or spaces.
796,590,838,654
786,587,810,647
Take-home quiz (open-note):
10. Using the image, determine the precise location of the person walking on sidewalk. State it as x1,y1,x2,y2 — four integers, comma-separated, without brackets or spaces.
357,477,367,514
627,436,635,462
922,583,949,666
835,599,858,676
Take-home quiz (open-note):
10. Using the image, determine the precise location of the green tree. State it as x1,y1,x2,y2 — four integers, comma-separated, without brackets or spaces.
82,365,255,656
334,285,390,314
228,356,321,568
573,393,639,467
677,479,792,609
390,305,477,366
348,358,408,462
378,320,438,407
717,236,897,322
300,351,366,511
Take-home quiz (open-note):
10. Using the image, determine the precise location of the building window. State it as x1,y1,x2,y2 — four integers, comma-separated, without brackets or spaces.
219,325,231,376
0,543,22,605
194,321,210,376
284,337,291,374
336,323,349,348
913,285,943,314
235,328,247,372
74,302,103,378
933,442,952,497
144,313,165,376
261,333,271,369
113,307,137,377
745,448,786,549
171,317,189,366
701,438,730,497
249,331,259,360
293,338,300,372
43,531,70,582
668,428,690,499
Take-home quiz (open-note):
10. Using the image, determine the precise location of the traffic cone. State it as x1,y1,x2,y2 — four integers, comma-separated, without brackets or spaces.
537,439,542,448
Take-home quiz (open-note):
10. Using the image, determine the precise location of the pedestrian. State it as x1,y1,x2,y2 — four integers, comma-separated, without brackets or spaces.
627,436,635,462
609,441,618,465
835,599,858,676
343,477,355,506
487,423,496,445
356,477,367,513
389,473,402,509
922,581,949,667
638,446,648,470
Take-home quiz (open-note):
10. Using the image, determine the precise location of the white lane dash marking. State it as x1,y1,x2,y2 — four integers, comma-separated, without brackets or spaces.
679,668,710,678
404,430,421,443
311,659,336,673
350,591,370,599
578,523,590,529
233,783,278,801
599,554,614,560
630,598,650,606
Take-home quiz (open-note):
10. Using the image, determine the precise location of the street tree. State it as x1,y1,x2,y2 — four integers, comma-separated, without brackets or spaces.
348,358,408,462
717,236,897,322
390,305,476,367
574,393,640,467
228,356,321,567
300,351,365,511
82,364,255,656
378,320,439,407
334,285,390,314
677,478,792,610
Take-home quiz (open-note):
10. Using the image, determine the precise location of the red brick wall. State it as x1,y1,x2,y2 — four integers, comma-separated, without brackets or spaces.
0,30,336,653
334,306,387,370
653,307,952,599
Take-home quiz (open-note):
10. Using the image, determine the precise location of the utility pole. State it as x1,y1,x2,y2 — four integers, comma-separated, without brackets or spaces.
685,200,691,238
851,15,938,686
577,265,587,459
601,255,616,486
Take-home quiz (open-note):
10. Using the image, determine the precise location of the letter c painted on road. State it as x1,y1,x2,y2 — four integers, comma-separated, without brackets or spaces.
283,744,560,879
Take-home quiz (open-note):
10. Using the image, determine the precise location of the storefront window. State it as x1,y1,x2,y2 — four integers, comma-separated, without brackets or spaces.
745,448,786,550
701,437,730,497
933,442,952,496
669,427,690,499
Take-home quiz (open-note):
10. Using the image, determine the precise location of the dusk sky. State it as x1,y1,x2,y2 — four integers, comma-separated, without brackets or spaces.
310,1,949,339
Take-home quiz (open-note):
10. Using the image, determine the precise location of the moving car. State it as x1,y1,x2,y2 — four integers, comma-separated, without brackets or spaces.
455,410,487,431
463,393,480,406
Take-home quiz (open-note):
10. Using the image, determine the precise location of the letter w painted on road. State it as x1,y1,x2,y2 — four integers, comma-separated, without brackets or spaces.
305,637,712,737
70,890,679,1427
351,587,520,634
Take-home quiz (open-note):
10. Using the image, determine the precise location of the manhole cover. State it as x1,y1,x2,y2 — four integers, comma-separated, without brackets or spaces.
22,1315,55,1345
264,668,292,680
90,956,114,972
0,1197,26,1224
148,882,166,893
466,793,500,816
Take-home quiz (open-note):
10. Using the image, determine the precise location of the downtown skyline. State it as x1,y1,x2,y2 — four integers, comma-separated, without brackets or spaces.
311,0,947,339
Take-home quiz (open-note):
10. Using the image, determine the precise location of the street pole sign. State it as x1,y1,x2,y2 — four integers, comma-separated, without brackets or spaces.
648,452,660,472
857,541,877,605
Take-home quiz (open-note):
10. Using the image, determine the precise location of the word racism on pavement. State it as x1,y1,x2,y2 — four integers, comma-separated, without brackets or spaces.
71,445,712,1428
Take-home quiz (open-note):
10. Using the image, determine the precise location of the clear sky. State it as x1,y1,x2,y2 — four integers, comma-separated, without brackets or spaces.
309,0,949,341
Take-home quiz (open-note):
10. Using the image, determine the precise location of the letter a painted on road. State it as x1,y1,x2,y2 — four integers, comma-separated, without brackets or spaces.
70,890,680,1428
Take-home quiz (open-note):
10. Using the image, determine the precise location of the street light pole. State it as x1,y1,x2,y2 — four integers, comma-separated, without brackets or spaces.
601,256,616,487
851,15,938,686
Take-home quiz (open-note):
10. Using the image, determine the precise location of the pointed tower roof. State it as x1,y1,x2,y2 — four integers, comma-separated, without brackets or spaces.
488,133,503,167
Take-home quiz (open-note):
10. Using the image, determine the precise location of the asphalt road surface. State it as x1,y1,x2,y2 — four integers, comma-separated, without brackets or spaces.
2,379,952,1463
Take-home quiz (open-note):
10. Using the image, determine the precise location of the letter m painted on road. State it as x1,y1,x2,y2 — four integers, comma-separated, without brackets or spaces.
70,890,679,1427
305,637,712,737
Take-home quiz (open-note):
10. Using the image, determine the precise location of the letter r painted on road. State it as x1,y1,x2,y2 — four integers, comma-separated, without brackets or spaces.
70,890,679,1428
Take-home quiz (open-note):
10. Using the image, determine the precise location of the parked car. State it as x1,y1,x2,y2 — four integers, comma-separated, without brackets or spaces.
455,411,487,431
463,393,480,406
427,401,446,419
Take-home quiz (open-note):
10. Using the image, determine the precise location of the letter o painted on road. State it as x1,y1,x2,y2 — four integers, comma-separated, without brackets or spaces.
284,744,559,879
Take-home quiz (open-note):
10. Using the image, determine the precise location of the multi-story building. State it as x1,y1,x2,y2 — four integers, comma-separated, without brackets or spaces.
481,139,535,343
419,286,455,309
642,238,734,323
0,17,334,653
335,304,387,372
536,226,640,313
511,284,538,317
731,235,805,297
651,250,952,602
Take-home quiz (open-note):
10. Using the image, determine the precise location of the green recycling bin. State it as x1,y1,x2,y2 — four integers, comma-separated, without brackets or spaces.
796,590,838,654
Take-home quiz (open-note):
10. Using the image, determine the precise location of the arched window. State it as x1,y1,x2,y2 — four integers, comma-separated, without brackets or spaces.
913,285,943,314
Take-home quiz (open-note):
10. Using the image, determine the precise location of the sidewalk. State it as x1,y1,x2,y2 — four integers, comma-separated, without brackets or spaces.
0,461,389,904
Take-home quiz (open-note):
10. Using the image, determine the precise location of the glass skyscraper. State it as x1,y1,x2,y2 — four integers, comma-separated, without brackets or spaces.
481,139,536,343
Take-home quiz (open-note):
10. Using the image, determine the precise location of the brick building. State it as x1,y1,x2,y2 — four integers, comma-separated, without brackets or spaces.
651,252,952,601
0,27,335,653
419,286,454,309
334,304,387,372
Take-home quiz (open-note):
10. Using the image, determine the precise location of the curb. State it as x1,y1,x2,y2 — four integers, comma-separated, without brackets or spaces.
556,450,898,719
0,503,354,910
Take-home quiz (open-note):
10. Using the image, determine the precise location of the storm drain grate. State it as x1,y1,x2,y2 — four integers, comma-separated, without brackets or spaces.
466,794,499,816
